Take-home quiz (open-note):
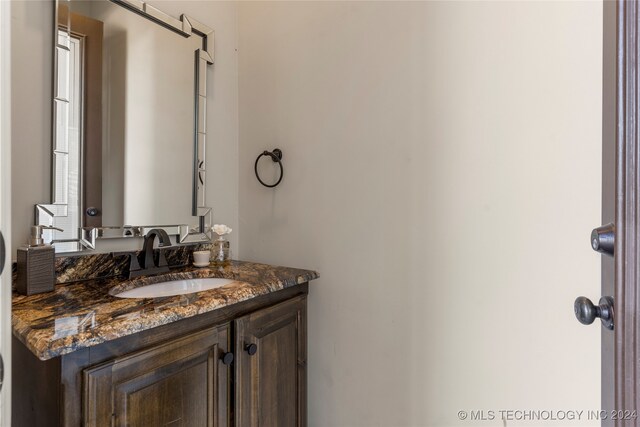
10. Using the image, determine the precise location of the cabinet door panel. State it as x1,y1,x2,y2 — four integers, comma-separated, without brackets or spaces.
115,351,210,426
84,324,230,427
235,296,307,427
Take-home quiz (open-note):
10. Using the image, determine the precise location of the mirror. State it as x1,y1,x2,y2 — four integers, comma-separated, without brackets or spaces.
39,0,215,252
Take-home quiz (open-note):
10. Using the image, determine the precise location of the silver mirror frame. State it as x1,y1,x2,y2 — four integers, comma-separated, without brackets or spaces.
36,205,214,250
39,0,215,251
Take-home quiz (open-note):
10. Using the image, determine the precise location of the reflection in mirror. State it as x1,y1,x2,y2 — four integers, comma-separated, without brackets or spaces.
42,0,214,252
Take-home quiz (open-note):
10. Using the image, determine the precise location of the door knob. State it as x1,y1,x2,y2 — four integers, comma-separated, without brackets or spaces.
591,223,614,256
574,296,614,330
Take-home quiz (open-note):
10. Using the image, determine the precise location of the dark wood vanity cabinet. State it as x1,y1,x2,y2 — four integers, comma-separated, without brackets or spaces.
13,284,309,427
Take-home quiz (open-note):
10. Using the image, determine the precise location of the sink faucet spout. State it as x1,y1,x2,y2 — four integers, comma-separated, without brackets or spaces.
140,229,172,273
112,229,173,279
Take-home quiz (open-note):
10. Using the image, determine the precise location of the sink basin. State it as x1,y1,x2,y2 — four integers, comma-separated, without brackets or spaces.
114,278,235,299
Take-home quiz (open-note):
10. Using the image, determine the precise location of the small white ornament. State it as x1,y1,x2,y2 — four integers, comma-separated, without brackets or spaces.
213,224,232,236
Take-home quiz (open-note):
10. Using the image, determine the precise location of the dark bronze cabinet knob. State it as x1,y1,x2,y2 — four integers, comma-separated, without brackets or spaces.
221,352,234,365
246,343,258,356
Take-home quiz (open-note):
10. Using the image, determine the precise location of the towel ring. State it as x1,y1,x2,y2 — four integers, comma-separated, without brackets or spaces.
255,148,284,188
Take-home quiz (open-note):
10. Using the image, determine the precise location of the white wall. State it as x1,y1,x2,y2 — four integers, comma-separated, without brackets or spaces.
237,2,602,426
10,0,239,256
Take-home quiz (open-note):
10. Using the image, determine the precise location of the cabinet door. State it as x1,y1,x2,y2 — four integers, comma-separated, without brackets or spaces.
235,296,307,427
83,324,230,427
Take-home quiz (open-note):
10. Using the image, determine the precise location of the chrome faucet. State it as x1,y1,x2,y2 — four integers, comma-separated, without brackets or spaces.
115,229,173,279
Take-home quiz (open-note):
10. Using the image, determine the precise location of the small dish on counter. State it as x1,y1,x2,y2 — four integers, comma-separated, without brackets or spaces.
193,250,211,267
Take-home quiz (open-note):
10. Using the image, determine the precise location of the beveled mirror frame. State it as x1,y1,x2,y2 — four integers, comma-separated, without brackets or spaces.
38,0,215,251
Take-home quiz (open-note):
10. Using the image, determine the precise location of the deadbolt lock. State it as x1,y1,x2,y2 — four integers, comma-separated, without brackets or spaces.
591,223,614,256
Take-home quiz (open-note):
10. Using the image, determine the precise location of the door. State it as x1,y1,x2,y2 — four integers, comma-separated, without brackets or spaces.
83,324,230,427
611,1,640,421
576,1,640,425
235,296,307,427
0,0,11,424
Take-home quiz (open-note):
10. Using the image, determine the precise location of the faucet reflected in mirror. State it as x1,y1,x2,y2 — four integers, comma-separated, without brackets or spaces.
114,229,173,279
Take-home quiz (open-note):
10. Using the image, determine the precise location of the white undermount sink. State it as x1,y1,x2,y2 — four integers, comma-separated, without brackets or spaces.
114,277,235,299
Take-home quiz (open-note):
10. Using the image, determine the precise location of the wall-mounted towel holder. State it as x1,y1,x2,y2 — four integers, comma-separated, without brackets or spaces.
255,148,284,188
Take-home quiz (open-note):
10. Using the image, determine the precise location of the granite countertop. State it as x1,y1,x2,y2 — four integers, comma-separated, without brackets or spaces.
12,261,319,361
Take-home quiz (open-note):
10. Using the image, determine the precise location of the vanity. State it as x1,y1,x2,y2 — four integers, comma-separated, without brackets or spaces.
12,0,318,426
12,251,318,426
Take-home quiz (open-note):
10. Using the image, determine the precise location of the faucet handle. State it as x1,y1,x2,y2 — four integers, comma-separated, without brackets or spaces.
111,251,142,276
157,249,169,268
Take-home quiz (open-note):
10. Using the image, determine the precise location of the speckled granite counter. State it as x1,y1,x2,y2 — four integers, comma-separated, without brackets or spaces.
12,261,318,361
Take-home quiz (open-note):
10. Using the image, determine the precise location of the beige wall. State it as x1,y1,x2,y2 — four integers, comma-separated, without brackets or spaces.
237,2,602,426
9,1,604,425
10,0,239,256
0,1,11,423
10,0,52,257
